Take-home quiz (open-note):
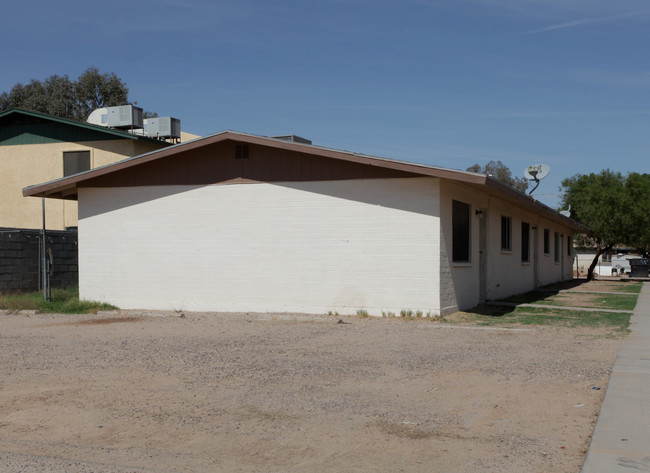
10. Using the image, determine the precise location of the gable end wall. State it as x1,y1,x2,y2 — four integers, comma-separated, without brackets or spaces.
78,177,444,315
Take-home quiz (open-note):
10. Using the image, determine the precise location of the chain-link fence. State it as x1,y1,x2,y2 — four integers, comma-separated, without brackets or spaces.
0,227,78,293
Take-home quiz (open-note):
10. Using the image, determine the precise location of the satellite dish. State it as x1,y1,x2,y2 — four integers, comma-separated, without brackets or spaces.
559,204,571,218
524,164,550,181
524,164,550,196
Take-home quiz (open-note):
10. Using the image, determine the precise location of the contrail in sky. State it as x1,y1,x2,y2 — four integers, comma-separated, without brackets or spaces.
523,8,650,35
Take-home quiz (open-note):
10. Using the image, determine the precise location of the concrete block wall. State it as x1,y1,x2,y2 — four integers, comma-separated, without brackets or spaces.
438,181,577,310
0,227,78,292
438,180,485,313
78,178,443,315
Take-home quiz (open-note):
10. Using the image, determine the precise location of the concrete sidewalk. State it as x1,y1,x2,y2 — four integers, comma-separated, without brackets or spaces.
581,282,650,472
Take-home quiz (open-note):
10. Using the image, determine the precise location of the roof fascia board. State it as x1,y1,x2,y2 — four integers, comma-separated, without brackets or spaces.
482,177,588,233
22,131,241,197
22,129,587,232
23,130,487,196
233,132,489,185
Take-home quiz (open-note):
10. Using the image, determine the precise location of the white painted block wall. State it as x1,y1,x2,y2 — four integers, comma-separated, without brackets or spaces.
438,181,577,310
483,199,539,300
78,177,443,315
438,181,484,313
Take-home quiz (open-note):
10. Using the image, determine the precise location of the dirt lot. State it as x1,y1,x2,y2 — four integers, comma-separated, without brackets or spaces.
0,309,621,472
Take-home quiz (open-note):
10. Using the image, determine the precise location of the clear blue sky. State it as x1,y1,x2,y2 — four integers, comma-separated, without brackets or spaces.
2,0,649,209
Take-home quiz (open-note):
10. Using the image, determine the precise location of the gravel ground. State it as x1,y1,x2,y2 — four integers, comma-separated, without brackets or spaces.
0,310,620,472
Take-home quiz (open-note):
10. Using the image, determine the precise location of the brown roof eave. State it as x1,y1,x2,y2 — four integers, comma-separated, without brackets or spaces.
218,132,489,185
23,130,488,198
23,134,215,199
482,178,588,233
21,130,588,234
24,176,81,199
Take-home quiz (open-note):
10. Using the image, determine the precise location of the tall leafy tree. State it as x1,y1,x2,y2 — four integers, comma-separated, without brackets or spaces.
74,67,129,120
0,67,135,121
43,74,76,118
466,160,529,193
624,173,650,254
560,170,650,280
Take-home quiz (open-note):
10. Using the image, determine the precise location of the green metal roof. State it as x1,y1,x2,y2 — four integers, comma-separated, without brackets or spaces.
0,108,169,146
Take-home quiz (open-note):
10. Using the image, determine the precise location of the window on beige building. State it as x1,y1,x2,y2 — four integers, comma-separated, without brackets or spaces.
63,150,90,177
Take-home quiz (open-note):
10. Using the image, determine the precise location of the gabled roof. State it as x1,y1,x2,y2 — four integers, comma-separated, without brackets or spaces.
0,107,170,146
23,130,588,233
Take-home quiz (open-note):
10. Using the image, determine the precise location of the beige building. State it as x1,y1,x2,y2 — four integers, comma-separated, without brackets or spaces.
0,108,172,230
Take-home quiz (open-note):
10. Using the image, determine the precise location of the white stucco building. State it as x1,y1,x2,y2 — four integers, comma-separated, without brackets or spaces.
24,131,586,316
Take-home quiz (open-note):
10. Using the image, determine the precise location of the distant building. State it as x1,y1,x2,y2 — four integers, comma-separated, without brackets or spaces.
0,108,171,230
574,247,638,277
0,108,172,291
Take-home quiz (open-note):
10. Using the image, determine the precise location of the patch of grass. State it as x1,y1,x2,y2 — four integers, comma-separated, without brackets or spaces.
0,287,116,314
462,304,631,334
356,309,369,318
500,291,558,304
578,294,638,311
614,283,643,293
501,291,638,311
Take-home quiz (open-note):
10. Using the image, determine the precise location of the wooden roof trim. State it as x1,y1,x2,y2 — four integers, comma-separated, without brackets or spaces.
481,177,588,233
239,133,489,184
21,129,586,232
23,130,487,197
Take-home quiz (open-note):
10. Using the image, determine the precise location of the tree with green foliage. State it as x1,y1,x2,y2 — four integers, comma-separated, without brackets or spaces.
466,160,528,193
624,172,650,254
0,67,134,121
560,170,650,280
73,68,129,120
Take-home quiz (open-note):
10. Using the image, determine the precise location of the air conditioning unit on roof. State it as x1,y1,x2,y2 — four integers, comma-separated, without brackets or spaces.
106,105,143,129
144,117,181,139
